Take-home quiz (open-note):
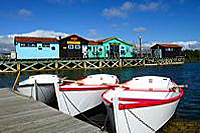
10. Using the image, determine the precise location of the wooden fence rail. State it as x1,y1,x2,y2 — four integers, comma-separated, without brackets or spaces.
0,57,185,73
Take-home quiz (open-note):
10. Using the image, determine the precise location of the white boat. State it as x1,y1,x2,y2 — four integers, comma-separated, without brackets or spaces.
17,74,60,107
101,76,183,133
55,74,119,116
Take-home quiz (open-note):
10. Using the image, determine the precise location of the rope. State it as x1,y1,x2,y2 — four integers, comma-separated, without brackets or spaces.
35,80,47,102
127,109,156,132
62,92,71,115
101,112,109,131
123,110,132,133
62,92,102,129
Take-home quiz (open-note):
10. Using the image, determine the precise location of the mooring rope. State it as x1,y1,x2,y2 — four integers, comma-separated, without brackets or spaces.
123,109,132,133
127,109,156,132
62,92,71,115
101,112,109,131
35,81,47,102
62,92,103,129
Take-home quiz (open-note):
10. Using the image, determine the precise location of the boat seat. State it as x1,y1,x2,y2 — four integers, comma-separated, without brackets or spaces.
125,76,174,91
83,74,118,85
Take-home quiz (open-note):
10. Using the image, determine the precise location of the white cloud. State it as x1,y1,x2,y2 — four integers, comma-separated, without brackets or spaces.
102,1,168,18
18,8,32,17
9,30,68,38
138,2,162,12
174,41,200,49
132,27,146,34
102,1,134,18
87,29,98,38
0,30,69,51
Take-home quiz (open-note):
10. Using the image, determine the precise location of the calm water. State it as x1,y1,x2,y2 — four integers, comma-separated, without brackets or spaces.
0,63,200,120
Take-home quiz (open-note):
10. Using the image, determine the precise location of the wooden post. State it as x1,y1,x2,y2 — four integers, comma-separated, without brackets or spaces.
12,71,20,91
84,61,87,68
55,60,58,70
17,62,20,71
99,59,102,68
119,59,122,67
143,58,145,65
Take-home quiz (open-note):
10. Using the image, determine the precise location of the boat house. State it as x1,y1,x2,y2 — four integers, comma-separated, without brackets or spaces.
59,34,89,59
15,37,59,59
150,44,183,58
97,37,133,58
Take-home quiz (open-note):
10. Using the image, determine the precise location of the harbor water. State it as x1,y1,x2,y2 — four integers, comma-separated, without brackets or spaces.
0,63,200,132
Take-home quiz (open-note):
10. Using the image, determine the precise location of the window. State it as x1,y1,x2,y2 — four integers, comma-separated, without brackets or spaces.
51,46,55,50
20,43,37,47
20,43,28,47
121,46,125,49
75,45,80,49
68,45,74,49
38,46,42,50
29,43,37,47
42,43,50,47
165,48,173,51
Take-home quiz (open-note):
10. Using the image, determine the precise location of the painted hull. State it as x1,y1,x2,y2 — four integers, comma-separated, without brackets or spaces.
105,98,180,133
56,89,106,116
102,76,183,133
17,74,59,107
56,74,119,116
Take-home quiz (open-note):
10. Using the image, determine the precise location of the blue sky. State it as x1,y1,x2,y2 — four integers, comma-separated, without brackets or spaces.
0,0,200,50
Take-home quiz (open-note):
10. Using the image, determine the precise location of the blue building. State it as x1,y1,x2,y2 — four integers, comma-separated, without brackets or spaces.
15,37,59,59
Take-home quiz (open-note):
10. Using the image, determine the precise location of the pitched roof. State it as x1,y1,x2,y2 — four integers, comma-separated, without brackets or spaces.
15,37,58,42
97,37,132,46
88,41,102,45
97,37,114,42
151,44,183,48
59,34,90,42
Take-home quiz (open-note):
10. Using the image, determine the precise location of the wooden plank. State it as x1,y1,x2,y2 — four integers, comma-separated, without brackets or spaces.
0,89,106,133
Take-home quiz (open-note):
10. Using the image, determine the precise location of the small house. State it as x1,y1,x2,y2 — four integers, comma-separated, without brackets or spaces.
15,37,59,59
97,37,133,58
150,44,183,58
59,34,89,59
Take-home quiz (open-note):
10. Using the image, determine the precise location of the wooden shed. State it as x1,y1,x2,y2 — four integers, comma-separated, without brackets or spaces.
59,34,89,59
150,44,183,58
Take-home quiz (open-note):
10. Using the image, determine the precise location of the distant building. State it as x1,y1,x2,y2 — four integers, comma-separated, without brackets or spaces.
150,44,183,58
15,37,59,59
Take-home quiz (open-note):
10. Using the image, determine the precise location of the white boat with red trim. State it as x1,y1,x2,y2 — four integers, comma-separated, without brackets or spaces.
55,74,119,116
17,74,60,107
101,76,183,133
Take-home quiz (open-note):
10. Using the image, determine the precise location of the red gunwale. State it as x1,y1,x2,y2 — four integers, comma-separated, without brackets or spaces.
102,88,183,110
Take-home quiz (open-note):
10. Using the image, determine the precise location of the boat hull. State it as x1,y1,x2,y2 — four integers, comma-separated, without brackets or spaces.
18,84,57,107
17,74,59,107
105,98,180,133
56,89,105,116
101,76,183,133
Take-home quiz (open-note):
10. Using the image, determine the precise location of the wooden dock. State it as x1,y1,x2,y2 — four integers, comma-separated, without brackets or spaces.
0,57,185,73
0,88,105,133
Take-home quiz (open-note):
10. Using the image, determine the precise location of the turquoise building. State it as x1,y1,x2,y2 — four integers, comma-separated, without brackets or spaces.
98,37,133,58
